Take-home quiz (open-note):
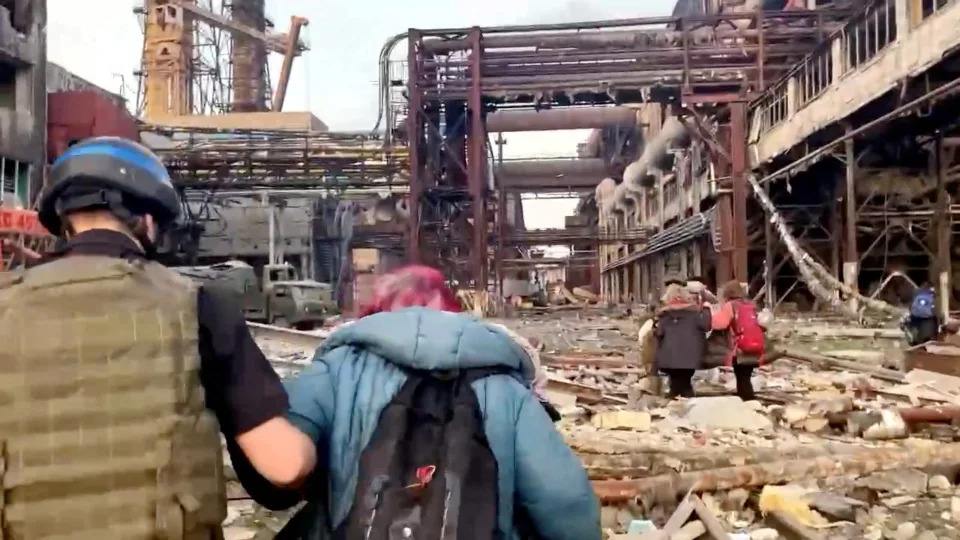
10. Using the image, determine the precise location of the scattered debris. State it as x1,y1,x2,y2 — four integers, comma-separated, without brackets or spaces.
248,310,960,536
684,396,773,432
592,410,652,431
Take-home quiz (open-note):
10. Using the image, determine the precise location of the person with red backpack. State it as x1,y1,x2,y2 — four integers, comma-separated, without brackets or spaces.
708,280,768,401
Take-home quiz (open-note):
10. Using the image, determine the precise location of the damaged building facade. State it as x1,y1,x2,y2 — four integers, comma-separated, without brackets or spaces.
597,0,960,316
0,0,45,208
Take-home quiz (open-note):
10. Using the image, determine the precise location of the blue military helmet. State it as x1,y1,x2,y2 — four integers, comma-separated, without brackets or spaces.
39,136,181,234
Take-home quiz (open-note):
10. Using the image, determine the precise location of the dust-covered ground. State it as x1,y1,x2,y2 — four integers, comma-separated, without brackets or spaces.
227,308,960,539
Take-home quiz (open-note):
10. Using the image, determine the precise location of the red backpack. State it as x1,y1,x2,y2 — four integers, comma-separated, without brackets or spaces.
726,300,766,366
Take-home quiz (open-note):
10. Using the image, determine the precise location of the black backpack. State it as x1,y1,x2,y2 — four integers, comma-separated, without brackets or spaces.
334,368,505,540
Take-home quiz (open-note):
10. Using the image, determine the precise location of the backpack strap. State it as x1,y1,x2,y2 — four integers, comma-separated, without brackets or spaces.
725,300,742,367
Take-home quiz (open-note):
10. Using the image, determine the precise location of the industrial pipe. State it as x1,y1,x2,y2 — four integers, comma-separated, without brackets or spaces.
422,23,838,52
487,107,638,132
373,8,850,139
579,130,603,159
497,158,608,178
606,116,692,213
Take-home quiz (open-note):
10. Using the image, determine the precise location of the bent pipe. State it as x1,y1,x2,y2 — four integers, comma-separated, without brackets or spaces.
612,116,692,211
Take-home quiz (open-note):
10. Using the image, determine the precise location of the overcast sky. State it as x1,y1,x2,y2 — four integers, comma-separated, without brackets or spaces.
46,0,675,228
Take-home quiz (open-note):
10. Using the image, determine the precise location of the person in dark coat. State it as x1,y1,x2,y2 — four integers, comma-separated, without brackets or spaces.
654,284,711,398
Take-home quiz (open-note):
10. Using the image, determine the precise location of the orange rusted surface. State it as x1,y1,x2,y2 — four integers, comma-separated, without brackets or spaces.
0,209,49,237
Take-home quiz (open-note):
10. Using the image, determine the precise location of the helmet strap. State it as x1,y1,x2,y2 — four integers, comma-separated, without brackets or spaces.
56,189,159,258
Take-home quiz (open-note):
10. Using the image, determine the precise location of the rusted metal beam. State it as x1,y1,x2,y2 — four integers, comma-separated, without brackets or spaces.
897,406,960,425
934,133,952,319
468,27,487,290
730,101,748,282
172,0,305,55
779,348,905,383
592,441,960,503
843,128,859,311
272,16,309,112
542,354,634,368
406,30,423,264
486,107,638,132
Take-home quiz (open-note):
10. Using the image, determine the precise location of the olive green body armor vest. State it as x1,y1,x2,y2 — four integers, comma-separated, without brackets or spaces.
0,256,226,539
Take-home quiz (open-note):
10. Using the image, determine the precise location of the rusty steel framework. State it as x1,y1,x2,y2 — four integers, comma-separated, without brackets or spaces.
393,8,851,289
153,128,408,190
743,0,960,315
135,0,307,120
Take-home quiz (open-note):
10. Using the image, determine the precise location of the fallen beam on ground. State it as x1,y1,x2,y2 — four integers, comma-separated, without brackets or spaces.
542,354,635,368
777,326,903,339
779,348,905,383
546,376,627,405
579,444,860,480
592,441,960,503
903,341,960,377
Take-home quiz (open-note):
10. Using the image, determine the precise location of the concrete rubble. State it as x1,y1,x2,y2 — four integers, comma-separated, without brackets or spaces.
228,308,960,538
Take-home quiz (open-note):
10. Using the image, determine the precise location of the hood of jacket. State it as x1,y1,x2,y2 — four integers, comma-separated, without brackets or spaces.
318,307,536,380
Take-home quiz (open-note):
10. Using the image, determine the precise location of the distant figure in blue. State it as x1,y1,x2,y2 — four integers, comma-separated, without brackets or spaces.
232,265,601,540
901,285,941,346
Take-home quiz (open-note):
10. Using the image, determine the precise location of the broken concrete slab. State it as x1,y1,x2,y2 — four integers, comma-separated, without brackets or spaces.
749,529,780,540
857,468,929,496
684,396,773,432
809,492,868,522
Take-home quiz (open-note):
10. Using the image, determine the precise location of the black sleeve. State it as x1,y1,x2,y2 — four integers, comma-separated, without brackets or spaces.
226,438,302,510
197,285,289,437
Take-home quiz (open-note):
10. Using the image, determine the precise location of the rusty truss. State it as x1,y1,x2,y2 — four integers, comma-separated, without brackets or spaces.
153,129,409,190
390,8,851,290
136,0,308,120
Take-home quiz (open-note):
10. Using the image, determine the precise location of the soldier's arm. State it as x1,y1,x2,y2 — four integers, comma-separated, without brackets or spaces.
197,286,316,488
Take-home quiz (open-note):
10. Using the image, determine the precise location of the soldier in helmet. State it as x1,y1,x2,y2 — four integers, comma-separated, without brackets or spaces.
0,137,316,538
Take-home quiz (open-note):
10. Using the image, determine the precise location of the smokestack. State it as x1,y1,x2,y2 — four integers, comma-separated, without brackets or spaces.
231,0,267,112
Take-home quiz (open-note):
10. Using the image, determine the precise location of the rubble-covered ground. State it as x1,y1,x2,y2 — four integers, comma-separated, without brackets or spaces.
228,308,960,539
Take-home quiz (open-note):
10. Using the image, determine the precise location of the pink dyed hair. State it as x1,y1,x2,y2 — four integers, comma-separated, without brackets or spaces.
359,265,462,317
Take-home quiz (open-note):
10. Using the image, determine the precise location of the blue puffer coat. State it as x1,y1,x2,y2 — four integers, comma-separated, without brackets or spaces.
285,307,601,540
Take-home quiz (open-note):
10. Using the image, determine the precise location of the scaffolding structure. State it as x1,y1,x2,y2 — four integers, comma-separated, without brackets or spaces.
135,0,307,120
389,8,851,290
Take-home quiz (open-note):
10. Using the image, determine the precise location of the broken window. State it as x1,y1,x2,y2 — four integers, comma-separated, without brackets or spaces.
1,156,31,208
0,0,33,34
0,62,16,110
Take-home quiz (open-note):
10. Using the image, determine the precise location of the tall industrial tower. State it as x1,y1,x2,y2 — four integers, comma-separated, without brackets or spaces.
136,0,307,122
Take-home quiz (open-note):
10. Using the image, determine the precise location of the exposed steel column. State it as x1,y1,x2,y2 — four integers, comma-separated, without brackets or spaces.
764,183,776,308
468,27,488,291
934,133,951,319
730,101,748,283
715,198,733,285
407,30,423,264
843,128,859,310
495,133,506,297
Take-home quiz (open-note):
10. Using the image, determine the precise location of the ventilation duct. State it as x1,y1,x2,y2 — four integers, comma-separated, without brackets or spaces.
614,116,692,211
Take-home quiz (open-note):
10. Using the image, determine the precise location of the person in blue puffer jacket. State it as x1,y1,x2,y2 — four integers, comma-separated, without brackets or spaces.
230,266,600,540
